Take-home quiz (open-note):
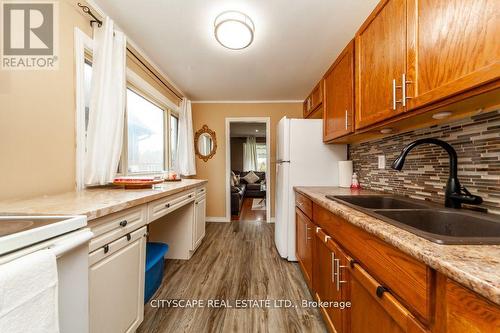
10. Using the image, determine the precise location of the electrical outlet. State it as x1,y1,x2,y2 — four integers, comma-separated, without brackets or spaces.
378,155,386,169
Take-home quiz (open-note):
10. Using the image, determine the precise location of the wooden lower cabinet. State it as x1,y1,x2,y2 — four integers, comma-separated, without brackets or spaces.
434,273,500,333
350,263,427,333
313,203,431,322
296,207,314,289
193,194,206,250
295,195,500,333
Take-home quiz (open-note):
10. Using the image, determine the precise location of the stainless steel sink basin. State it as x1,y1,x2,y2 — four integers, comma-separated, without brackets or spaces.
326,195,500,245
327,195,429,210
372,209,500,244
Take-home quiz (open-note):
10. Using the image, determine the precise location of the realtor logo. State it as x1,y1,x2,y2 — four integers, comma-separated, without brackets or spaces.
1,1,58,70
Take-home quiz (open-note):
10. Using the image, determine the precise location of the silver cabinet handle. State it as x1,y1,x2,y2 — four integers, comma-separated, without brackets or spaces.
392,79,397,110
345,110,348,130
324,235,331,243
392,79,402,110
316,227,321,233
305,224,308,244
305,225,313,243
331,252,336,283
402,73,412,107
335,258,348,291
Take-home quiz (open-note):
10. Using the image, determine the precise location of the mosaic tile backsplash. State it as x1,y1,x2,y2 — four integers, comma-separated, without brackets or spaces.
349,110,500,214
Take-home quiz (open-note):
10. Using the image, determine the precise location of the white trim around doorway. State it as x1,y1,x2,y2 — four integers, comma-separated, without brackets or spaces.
225,117,271,222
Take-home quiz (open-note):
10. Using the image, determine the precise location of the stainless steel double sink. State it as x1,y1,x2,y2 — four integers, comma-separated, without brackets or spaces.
326,195,500,245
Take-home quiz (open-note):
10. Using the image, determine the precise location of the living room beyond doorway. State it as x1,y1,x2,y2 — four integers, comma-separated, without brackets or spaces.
228,120,269,222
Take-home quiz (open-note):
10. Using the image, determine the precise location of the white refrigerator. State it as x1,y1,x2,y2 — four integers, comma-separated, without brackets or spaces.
275,117,347,261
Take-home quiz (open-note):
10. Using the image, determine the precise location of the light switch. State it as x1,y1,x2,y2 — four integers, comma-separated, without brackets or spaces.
378,155,386,169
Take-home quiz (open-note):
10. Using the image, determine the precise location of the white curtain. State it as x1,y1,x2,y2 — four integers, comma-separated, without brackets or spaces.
84,18,126,186
176,98,196,176
243,136,258,171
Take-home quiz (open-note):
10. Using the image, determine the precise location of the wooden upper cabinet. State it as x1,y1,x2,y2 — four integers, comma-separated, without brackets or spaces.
354,0,500,130
303,80,324,118
406,0,500,110
311,81,323,111
323,40,355,142
355,0,407,130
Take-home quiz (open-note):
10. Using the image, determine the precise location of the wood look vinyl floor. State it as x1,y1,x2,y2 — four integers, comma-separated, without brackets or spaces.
138,222,327,333
232,197,267,222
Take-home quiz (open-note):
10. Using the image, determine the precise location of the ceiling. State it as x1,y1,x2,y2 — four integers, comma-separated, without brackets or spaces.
93,0,378,101
230,122,266,138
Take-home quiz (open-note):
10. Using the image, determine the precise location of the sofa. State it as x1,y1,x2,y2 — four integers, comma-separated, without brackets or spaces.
231,183,246,216
230,171,266,216
239,171,266,198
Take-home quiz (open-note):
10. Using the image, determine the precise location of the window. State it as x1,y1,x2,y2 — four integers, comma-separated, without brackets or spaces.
126,88,166,173
83,60,92,131
169,114,179,168
256,143,267,172
76,27,179,183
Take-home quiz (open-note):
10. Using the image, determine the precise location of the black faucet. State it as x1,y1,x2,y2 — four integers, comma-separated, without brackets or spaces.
391,138,482,209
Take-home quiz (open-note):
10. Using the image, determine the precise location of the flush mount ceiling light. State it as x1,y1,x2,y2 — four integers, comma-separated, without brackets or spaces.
214,11,254,50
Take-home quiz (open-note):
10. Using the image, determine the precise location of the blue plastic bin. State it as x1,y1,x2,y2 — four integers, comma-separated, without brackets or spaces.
144,242,169,303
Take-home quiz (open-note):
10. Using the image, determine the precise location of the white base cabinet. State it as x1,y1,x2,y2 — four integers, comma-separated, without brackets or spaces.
89,227,147,333
193,192,206,250
87,185,206,332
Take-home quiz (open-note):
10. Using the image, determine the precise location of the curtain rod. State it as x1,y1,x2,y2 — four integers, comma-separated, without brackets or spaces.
77,3,102,27
77,3,183,101
126,47,184,101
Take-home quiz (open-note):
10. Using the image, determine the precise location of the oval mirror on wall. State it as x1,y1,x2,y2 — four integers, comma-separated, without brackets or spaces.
195,125,217,162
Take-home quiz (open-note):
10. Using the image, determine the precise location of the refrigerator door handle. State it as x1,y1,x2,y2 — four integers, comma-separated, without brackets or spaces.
276,160,290,164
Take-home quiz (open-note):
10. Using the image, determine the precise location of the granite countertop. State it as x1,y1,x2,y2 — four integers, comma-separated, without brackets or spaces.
294,186,500,305
0,179,207,221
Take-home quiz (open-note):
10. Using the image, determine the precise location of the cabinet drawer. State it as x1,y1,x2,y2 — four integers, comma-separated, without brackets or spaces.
350,262,427,333
295,192,313,219
89,226,147,266
148,190,195,223
196,186,206,197
89,205,147,253
313,203,432,323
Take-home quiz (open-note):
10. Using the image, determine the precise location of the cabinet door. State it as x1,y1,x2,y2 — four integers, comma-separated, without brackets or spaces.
324,41,355,142
296,208,313,288
194,195,206,249
311,81,324,112
314,229,350,333
406,0,500,110
89,229,146,333
303,97,311,118
349,263,427,333
355,0,407,129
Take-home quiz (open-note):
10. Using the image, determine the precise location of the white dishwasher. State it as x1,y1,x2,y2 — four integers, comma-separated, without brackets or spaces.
0,216,92,333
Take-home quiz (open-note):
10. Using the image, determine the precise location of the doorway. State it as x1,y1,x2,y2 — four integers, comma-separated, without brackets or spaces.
225,117,271,222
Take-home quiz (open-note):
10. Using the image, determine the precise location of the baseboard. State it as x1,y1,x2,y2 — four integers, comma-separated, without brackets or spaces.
206,216,230,223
